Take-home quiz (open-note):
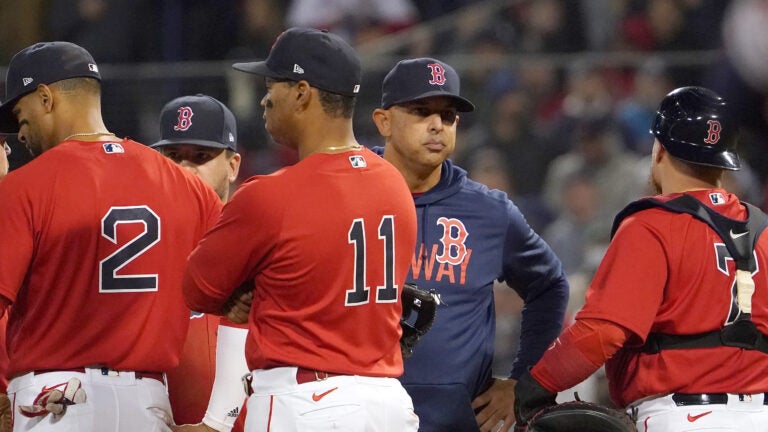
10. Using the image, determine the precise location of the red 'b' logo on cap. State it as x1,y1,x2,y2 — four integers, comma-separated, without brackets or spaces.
428,63,446,86
703,120,721,144
174,106,194,131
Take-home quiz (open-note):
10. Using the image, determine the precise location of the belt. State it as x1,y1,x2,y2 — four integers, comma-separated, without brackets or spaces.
295,367,343,384
33,367,165,383
672,393,768,406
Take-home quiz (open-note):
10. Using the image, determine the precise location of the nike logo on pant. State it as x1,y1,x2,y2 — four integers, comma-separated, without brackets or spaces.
312,387,338,402
687,411,712,422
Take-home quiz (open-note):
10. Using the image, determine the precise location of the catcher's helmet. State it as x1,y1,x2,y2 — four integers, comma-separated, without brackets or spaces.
651,86,740,170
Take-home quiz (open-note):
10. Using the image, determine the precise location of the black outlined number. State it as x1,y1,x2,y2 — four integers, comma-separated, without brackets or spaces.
100,206,160,292
346,216,397,305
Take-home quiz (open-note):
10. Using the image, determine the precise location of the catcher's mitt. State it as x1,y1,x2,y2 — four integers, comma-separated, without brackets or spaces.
525,401,637,432
400,283,440,359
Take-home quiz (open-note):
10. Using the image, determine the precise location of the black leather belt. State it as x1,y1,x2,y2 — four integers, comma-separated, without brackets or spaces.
672,393,768,406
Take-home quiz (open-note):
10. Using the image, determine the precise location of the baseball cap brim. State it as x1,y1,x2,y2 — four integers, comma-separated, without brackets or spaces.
150,138,232,150
386,90,476,113
232,61,285,79
0,96,25,133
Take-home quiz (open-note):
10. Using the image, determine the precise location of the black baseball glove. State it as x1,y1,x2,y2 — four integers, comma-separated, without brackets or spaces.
400,283,440,359
524,401,637,432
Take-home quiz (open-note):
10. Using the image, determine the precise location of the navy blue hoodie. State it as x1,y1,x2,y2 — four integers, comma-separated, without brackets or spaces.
376,148,569,431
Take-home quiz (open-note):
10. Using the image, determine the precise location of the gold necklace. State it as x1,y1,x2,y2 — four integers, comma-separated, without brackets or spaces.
321,144,362,152
63,131,116,141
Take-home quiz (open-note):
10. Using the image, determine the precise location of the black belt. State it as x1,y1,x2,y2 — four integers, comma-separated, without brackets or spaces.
672,393,768,406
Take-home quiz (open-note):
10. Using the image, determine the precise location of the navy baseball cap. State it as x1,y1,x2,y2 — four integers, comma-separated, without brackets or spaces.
232,27,362,97
151,94,237,152
0,41,101,133
381,58,475,112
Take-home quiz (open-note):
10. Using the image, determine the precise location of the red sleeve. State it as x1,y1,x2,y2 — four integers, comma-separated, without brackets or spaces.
183,180,269,313
575,214,667,341
531,318,631,393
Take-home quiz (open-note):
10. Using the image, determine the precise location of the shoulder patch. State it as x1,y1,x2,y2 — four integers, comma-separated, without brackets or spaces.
103,142,124,154
349,155,367,168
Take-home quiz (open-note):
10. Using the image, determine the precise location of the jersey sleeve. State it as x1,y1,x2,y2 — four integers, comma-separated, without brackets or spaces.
183,180,270,314
575,214,667,342
500,200,570,379
0,178,35,304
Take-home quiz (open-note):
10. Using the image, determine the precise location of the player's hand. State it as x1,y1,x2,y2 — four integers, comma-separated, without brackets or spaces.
171,423,219,432
0,393,11,432
471,377,517,432
222,282,253,324
18,377,86,418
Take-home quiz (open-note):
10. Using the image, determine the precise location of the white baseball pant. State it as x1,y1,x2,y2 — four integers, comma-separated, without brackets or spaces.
629,392,768,431
243,367,418,431
8,368,172,431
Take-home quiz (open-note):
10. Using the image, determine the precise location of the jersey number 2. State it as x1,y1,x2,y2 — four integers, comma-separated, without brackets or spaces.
346,216,397,305
100,206,160,292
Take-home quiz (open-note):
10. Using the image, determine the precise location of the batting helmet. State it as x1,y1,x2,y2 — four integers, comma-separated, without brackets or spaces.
651,86,740,170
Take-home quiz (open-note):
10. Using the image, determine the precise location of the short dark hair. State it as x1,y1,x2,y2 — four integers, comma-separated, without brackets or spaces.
318,89,355,119
49,77,101,95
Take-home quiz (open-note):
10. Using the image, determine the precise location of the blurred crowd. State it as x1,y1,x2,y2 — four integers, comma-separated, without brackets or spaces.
3,0,768,406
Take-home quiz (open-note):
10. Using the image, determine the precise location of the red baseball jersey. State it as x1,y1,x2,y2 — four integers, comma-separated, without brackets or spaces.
0,139,222,377
184,147,417,376
576,189,768,407
167,312,218,424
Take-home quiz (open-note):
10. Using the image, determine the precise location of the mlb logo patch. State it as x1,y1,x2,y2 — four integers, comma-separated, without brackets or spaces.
349,155,366,168
709,192,725,205
103,142,124,154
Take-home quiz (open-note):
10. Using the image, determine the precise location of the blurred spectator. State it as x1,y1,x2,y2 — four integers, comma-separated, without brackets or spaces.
464,147,554,234
47,0,161,62
541,62,617,161
459,71,552,197
0,0,46,64
542,171,606,276
542,116,647,243
615,57,675,155
285,0,417,45
502,0,587,53
46,0,163,137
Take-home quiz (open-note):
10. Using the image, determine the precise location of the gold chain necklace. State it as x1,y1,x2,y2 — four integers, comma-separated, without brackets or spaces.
321,144,362,152
63,131,116,141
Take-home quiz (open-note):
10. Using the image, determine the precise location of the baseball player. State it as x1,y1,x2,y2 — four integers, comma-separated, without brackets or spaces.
182,27,419,432
151,94,249,432
370,58,570,432
0,41,222,431
514,86,768,432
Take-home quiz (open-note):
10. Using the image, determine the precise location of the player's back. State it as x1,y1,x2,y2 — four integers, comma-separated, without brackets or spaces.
0,139,222,377
225,147,417,376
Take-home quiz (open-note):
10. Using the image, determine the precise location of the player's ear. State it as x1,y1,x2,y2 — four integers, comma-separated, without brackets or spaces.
227,152,242,183
372,108,391,138
37,84,55,112
294,81,312,109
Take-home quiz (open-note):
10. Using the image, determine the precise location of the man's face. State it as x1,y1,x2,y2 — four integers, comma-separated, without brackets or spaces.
157,144,240,202
13,92,50,157
0,136,9,181
380,96,458,173
261,78,298,148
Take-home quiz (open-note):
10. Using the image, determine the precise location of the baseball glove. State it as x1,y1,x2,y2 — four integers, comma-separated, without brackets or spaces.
524,401,637,432
400,283,440,359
